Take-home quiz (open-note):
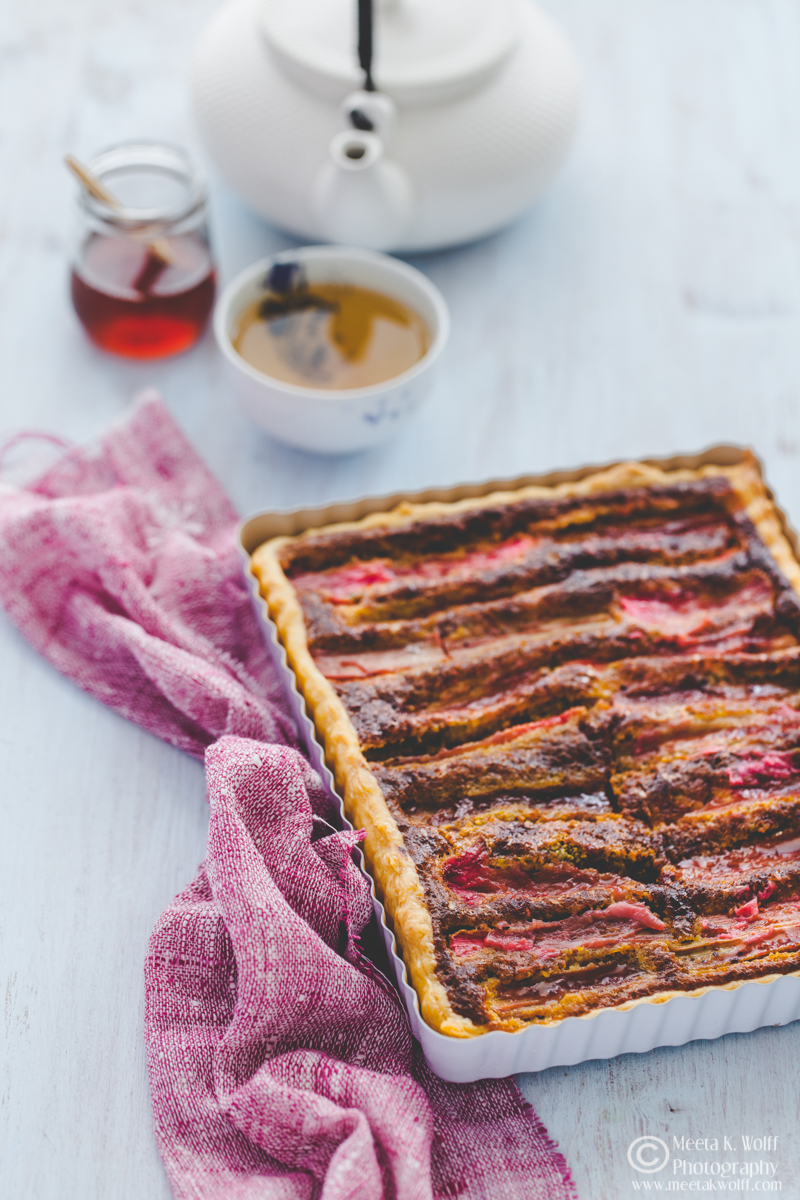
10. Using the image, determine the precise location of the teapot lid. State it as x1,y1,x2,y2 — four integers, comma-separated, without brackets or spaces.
260,0,523,105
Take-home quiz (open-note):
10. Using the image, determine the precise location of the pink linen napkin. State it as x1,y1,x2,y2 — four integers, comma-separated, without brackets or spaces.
0,393,576,1200
0,391,295,756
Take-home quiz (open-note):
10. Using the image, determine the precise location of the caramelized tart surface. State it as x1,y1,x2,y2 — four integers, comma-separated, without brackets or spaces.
252,459,800,1034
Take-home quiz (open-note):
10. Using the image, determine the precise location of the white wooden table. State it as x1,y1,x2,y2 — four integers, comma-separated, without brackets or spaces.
3,1,800,1196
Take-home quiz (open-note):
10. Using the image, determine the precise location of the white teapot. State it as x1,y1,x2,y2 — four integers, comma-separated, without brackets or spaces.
192,0,581,253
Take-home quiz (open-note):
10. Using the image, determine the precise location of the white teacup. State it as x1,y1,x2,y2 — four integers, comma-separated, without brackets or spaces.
213,245,450,455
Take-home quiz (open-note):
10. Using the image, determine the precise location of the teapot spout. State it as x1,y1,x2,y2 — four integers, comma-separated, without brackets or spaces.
313,130,413,252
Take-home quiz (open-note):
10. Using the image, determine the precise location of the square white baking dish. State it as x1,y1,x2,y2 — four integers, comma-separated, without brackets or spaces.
239,447,800,1082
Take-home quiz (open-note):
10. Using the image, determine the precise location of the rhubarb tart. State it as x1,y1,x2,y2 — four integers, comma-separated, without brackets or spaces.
250,456,800,1036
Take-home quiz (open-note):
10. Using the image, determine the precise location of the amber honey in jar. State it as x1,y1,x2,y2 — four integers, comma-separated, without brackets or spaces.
70,143,216,359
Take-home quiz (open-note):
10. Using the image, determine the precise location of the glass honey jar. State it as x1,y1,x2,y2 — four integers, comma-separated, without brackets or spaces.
70,142,216,359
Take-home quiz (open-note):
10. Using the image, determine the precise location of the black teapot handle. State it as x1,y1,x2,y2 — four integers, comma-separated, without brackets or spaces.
358,0,375,92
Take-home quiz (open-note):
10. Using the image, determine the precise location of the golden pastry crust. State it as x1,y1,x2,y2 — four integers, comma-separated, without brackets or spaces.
250,454,800,1036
